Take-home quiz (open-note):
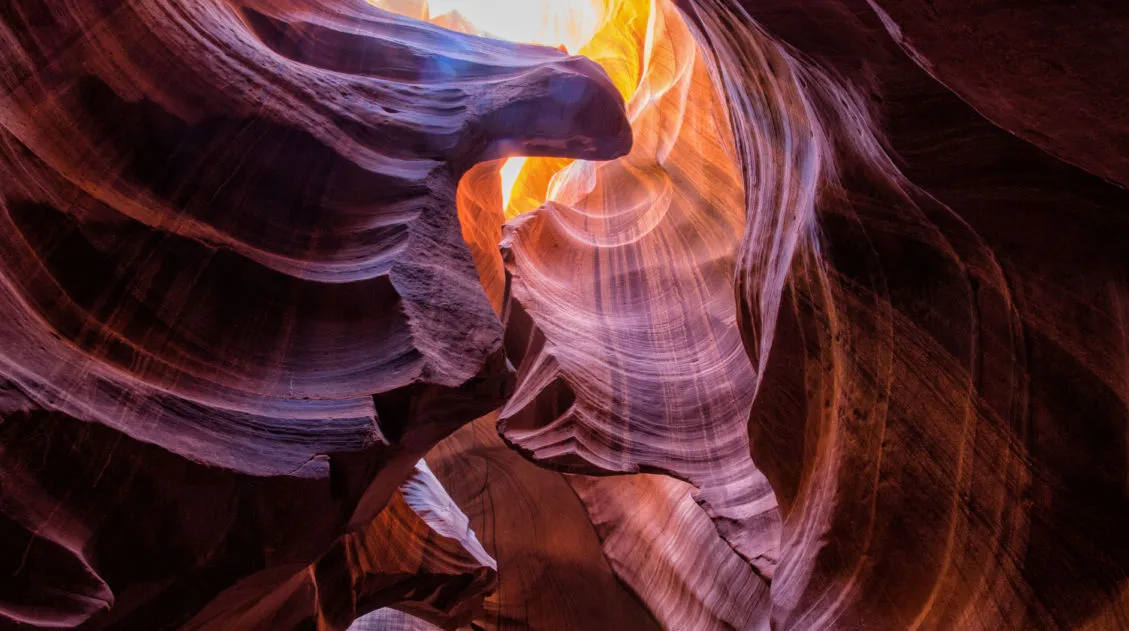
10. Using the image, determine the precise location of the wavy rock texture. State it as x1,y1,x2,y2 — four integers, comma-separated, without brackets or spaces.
0,0,628,628
312,460,496,630
427,413,771,630
0,404,491,630
0,0,629,483
443,0,1129,627
426,414,663,631
494,0,780,574
348,608,441,631
679,0,1129,628
415,2,783,627
5,0,1129,629
567,473,771,630
865,0,1129,190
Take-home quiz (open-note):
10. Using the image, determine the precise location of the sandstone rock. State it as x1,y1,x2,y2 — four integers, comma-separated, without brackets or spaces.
5,0,1129,628
0,0,628,627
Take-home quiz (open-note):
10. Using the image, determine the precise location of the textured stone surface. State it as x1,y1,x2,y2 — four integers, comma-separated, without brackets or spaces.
495,0,780,575
0,0,628,627
682,0,1129,627
427,3,781,627
567,473,771,630
866,0,1129,189
0,406,492,630
312,461,496,630
426,414,663,631
5,0,1129,628
348,608,442,631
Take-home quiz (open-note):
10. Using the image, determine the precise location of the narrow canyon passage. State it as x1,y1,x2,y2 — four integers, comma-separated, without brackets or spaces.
2,1,1129,630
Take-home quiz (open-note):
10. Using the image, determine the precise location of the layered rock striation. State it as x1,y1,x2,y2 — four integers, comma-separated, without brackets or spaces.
0,0,628,627
3,0,1129,629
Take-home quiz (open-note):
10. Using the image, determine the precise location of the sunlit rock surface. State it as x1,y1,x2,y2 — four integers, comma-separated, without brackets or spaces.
494,0,780,574
4,0,1129,629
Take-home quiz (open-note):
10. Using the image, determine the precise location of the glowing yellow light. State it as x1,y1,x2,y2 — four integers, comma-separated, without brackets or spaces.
374,0,650,217
498,157,528,210
372,0,604,53
499,0,650,218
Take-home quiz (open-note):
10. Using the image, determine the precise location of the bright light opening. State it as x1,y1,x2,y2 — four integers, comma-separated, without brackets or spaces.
372,0,605,53
498,157,529,209
428,0,604,54
374,0,650,216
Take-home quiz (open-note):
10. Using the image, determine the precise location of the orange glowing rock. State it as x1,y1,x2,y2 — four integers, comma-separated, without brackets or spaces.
502,0,651,217
375,0,645,217
429,0,778,601
486,0,779,573
438,0,780,619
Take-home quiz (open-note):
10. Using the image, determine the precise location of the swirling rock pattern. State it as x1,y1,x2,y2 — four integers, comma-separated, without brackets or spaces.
5,0,1129,629
681,0,1129,628
0,0,628,627
865,0,1129,190
0,0,628,481
427,413,771,630
0,404,492,630
495,0,780,574
567,473,772,630
312,460,496,630
443,0,1129,627
426,414,663,631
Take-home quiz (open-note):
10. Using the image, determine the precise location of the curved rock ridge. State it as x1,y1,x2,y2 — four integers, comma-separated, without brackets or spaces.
497,0,651,219
0,0,628,479
425,414,773,630
679,0,1129,628
5,0,1129,628
865,0,1129,190
446,116,775,627
0,0,630,628
0,401,494,630
312,460,497,630
568,473,772,630
426,414,663,631
175,460,495,631
493,0,781,574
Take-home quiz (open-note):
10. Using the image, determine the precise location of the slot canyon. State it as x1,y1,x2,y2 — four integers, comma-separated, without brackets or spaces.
2,0,1128,629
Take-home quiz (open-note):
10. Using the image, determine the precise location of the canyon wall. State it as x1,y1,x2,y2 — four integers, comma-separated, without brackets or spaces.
689,0,1129,627
0,0,628,627
3,0,1128,629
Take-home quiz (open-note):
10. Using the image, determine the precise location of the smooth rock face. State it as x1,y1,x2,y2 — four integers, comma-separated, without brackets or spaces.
348,608,441,631
866,0,1129,190
4,0,1129,629
426,414,664,631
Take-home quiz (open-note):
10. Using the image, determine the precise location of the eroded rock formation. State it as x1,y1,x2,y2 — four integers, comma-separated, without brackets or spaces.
687,0,1129,627
0,0,627,627
494,0,780,573
3,0,1129,629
